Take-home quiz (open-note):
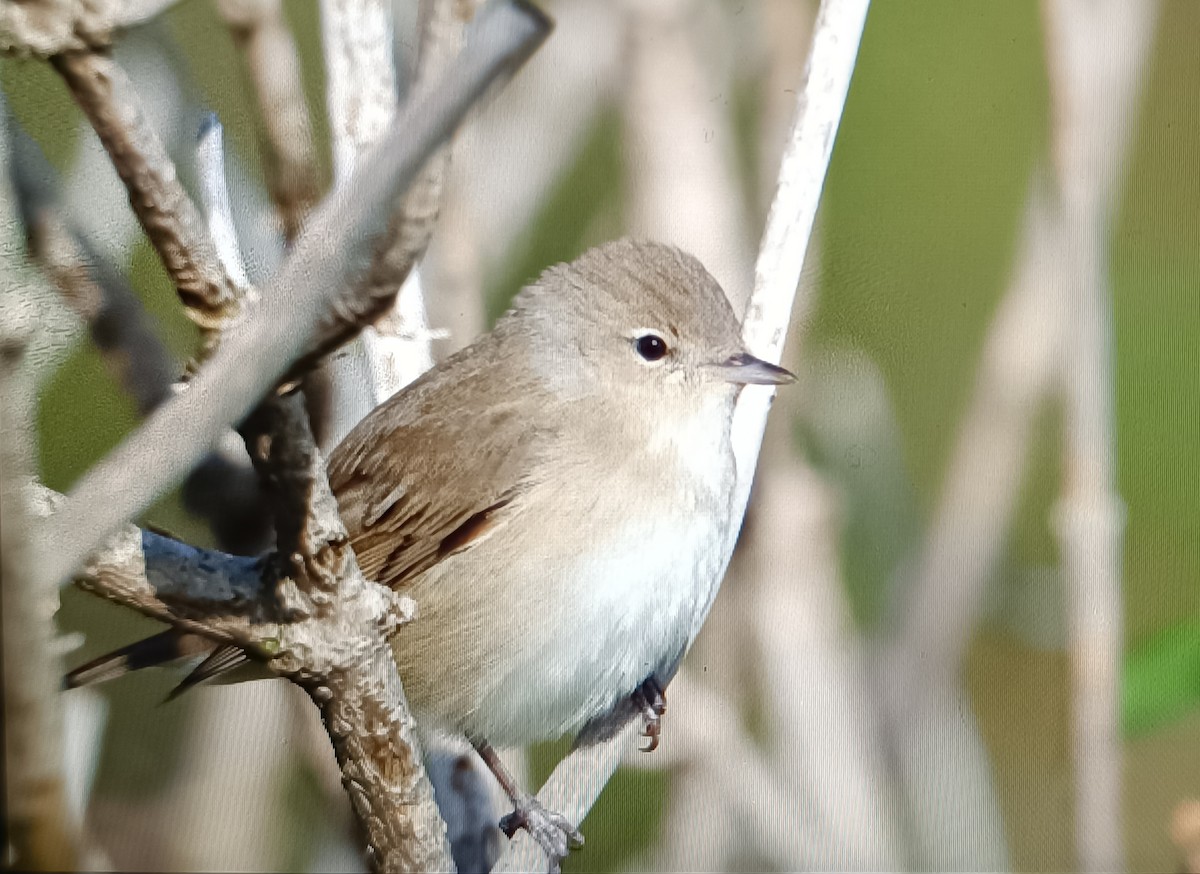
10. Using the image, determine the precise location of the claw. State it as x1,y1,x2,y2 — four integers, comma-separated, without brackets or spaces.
632,676,666,752
499,796,583,873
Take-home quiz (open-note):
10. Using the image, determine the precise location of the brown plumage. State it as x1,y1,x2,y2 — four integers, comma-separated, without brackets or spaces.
67,239,795,868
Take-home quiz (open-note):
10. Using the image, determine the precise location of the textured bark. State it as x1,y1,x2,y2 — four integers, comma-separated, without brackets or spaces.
51,51,243,336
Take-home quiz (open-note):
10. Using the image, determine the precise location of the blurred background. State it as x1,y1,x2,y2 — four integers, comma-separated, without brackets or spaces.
3,0,1198,870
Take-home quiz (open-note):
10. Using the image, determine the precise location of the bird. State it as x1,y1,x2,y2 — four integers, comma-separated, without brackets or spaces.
65,238,795,869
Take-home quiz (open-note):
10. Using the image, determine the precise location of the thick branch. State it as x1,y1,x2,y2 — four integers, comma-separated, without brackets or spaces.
239,392,452,870
34,474,451,869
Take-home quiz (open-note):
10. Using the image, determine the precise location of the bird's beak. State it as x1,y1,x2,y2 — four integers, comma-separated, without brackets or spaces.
712,352,796,386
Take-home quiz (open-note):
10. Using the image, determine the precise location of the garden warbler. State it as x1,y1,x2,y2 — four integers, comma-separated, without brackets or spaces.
67,238,794,868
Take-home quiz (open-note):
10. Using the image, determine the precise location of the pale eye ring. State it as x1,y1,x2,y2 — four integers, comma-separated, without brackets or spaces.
634,333,669,362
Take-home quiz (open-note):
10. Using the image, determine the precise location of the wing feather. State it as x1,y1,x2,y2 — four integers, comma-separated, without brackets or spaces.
327,334,548,591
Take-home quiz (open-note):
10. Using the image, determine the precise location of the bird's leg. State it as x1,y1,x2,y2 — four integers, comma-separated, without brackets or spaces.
631,676,667,752
474,740,583,873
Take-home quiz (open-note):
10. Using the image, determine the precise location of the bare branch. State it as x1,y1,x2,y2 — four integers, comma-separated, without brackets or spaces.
33,461,454,870
1,109,80,869
1,1,187,56
50,49,243,335
12,124,177,415
316,0,479,449
217,0,320,242
38,0,552,591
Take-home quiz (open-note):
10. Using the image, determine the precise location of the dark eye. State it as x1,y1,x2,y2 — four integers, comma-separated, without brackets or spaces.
635,333,669,362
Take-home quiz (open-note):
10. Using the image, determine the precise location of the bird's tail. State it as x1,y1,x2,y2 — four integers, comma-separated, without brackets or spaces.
63,630,250,699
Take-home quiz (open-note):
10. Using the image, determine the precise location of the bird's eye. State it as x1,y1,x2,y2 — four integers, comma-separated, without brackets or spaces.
634,333,669,362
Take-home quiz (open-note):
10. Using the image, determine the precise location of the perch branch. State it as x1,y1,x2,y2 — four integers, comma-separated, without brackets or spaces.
191,108,450,868
31,448,449,871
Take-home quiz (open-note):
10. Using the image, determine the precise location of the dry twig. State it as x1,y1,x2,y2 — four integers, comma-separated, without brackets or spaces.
51,50,244,339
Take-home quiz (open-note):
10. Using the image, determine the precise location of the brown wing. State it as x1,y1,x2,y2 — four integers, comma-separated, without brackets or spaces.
326,335,548,592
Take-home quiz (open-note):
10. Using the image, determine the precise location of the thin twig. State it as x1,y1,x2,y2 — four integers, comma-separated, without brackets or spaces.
494,1,869,867
50,50,243,337
12,123,177,416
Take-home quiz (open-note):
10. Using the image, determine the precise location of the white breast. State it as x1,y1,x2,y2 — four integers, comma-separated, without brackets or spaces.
463,398,736,747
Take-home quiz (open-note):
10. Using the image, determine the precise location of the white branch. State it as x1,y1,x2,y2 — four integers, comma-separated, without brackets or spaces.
492,722,640,873
731,0,868,540
195,114,251,289
1042,1,1158,870
319,0,466,449
321,0,397,189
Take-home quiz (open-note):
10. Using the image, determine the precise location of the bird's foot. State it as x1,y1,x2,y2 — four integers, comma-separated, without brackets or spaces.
632,676,667,752
499,795,583,874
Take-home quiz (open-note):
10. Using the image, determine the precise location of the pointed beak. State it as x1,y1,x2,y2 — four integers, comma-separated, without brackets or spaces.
712,352,796,386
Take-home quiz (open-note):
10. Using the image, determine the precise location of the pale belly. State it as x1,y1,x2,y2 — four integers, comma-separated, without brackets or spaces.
393,475,733,748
